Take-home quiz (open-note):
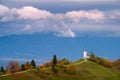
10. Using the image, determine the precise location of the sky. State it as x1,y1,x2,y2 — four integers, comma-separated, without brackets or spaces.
0,0,120,66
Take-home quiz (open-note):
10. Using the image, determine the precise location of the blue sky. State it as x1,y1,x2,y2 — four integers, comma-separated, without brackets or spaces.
0,0,120,66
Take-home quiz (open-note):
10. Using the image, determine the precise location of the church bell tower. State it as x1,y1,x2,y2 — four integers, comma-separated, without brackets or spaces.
83,49,89,59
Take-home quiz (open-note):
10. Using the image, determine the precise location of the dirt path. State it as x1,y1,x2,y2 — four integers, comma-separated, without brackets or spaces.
0,69,36,77
75,59,87,65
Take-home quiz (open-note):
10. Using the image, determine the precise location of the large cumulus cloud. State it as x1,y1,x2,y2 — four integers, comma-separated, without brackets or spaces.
0,5,120,37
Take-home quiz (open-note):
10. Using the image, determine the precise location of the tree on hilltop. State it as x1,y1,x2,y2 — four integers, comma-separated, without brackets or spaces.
31,59,36,69
113,58,120,69
52,54,58,73
24,61,32,70
21,64,26,71
52,54,57,66
7,61,20,74
0,66,5,74
89,52,96,62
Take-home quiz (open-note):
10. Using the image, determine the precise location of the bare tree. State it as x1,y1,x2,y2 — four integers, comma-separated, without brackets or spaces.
7,61,20,74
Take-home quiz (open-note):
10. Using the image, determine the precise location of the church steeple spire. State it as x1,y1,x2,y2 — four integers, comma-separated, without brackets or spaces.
83,49,89,59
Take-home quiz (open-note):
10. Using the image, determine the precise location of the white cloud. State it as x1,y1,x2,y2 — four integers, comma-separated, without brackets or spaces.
0,5,10,22
0,5,9,15
4,0,118,2
23,24,33,31
0,5,120,37
109,10,120,19
66,9,104,23
55,22,75,37
68,0,116,1
15,6,52,20
0,6,52,22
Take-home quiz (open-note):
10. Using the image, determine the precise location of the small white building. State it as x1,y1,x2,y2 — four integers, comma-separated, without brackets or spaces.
83,49,89,59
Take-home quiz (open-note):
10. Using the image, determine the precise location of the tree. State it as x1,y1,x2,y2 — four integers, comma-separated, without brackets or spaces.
31,59,36,69
66,64,76,74
52,54,57,66
7,61,20,74
0,66,5,73
96,57,104,65
89,52,96,62
40,62,52,68
60,58,70,65
51,65,58,74
52,54,57,74
21,64,26,71
103,59,113,68
113,58,120,69
24,61,32,70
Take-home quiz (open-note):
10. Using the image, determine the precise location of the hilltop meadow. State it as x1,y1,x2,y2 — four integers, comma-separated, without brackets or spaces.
0,53,120,80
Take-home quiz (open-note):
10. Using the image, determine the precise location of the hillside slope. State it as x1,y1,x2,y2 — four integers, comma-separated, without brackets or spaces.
0,60,120,80
75,59,120,80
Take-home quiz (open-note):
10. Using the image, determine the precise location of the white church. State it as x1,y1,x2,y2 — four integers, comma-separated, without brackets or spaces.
83,49,89,59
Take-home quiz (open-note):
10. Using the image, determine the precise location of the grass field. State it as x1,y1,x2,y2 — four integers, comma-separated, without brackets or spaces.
0,59,120,80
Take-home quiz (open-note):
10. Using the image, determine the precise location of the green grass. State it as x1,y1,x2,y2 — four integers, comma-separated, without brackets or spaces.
76,61,118,77
0,60,120,80
0,76,15,80
74,58,85,63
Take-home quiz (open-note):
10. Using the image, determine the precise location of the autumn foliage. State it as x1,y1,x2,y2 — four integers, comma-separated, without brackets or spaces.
7,61,20,74
113,58,120,69
89,52,113,68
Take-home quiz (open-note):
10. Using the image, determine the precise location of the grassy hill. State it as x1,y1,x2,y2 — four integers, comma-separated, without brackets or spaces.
0,59,120,80
75,59,120,80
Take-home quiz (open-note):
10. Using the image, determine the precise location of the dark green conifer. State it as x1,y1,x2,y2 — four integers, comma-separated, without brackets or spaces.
0,66,5,73
31,59,36,69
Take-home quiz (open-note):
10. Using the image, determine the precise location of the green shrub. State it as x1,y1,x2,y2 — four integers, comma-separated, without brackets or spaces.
66,64,76,74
